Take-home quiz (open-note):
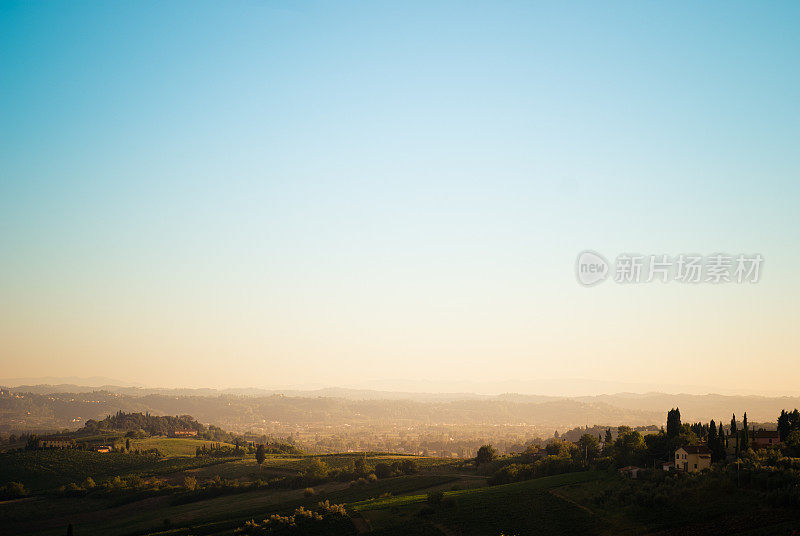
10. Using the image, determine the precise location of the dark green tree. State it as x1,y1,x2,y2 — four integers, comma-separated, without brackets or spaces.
354,455,367,475
373,462,393,479
778,410,791,442
666,408,682,439
789,409,800,431
25,434,40,450
475,444,497,466
399,459,417,474
741,412,750,450
643,431,669,466
613,428,645,467
577,434,600,463
708,420,717,443
255,444,266,473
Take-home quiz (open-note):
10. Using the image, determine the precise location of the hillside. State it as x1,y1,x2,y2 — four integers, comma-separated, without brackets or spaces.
82,411,204,436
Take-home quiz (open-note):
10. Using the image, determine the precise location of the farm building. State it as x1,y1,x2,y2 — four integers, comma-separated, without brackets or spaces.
172,429,199,437
753,430,781,448
674,446,711,472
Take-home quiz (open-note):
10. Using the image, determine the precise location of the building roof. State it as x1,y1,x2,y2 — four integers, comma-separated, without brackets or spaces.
754,430,780,439
677,445,711,454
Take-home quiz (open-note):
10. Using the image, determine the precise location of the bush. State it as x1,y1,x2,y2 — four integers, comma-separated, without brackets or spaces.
304,487,316,497
374,462,393,479
399,459,418,474
235,501,350,535
367,473,378,483
0,482,28,500
301,458,329,480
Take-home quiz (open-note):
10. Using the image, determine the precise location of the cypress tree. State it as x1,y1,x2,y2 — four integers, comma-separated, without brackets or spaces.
741,412,750,450
778,410,790,442
667,408,682,439
790,409,800,431
708,420,717,450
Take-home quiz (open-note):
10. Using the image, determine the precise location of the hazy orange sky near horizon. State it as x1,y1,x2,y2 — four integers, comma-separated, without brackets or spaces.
2,3,799,395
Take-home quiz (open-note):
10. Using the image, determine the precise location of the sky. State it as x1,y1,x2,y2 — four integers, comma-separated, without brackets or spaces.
1,1,799,395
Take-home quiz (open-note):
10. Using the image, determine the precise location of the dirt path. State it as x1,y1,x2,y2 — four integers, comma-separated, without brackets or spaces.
549,488,594,515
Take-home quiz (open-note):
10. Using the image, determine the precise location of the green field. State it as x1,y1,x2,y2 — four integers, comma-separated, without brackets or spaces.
360,471,604,536
355,470,598,511
130,437,237,457
556,473,800,536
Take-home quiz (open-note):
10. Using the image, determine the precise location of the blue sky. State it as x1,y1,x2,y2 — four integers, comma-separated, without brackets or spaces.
1,1,799,393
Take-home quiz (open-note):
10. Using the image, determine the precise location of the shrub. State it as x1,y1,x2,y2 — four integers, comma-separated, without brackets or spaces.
367,473,378,483
374,462,393,479
304,487,316,497
399,459,418,474
235,501,350,535
301,458,329,480
0,482,28,500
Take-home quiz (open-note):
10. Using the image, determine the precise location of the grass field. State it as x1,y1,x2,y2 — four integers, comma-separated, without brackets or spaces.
360,471,604,536
354,470,599,511
129,437,237,457
557,473,800,536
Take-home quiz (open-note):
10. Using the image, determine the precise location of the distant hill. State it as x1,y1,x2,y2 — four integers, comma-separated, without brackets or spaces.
2,386,797,437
